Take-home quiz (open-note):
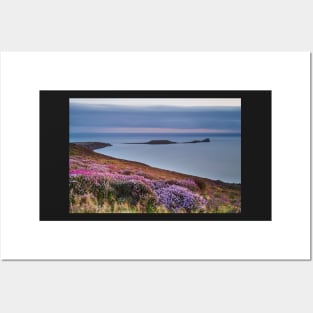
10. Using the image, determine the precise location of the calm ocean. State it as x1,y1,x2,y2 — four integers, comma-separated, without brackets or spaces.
70,133,241,183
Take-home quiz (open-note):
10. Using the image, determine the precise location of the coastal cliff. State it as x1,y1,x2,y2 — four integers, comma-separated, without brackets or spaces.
73,142,112,150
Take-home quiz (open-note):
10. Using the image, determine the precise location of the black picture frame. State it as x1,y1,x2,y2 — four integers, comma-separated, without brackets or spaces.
40,90,271,221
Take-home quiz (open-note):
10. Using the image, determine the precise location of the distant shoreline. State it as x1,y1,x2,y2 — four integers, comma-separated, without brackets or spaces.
73,138,211,148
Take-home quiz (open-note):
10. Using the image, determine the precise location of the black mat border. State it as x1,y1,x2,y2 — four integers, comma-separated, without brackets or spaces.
40,90,271,221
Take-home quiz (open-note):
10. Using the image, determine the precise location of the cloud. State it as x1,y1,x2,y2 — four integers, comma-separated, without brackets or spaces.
70,99,241,134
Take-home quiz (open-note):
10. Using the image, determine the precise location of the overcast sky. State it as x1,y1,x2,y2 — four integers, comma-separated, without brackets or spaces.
70,98,241,134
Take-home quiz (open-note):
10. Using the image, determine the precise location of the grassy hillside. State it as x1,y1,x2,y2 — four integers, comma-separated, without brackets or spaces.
69,143,241,214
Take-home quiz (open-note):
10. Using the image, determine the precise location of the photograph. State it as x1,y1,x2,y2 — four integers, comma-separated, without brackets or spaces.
69,98,241,214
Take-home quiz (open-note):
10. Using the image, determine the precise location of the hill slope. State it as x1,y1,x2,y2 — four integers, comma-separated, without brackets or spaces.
69,143,241,214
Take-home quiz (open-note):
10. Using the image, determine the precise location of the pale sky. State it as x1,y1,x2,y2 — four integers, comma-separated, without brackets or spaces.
70,98,241,108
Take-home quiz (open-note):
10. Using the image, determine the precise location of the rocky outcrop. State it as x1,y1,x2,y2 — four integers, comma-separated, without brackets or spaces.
126,138,211,145
184,138,210,143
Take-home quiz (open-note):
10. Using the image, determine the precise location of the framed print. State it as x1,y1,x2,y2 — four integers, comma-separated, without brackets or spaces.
0,52,310,260
40,90,271,221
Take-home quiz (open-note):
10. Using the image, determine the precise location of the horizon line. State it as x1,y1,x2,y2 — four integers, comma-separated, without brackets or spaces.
70,127,241,134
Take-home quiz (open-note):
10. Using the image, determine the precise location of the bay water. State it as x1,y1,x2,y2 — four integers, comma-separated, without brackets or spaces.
70,133,241,183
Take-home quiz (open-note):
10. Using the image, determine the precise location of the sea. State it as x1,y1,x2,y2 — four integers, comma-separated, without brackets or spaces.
70,133,241,183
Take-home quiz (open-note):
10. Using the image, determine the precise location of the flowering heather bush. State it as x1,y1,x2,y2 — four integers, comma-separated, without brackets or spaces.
70,169,98,176
172,179,199,191
110,180,156,205
155,185,207,213
69,174,157,211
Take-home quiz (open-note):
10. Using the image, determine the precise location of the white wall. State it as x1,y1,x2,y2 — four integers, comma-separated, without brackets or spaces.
0,1,312,312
